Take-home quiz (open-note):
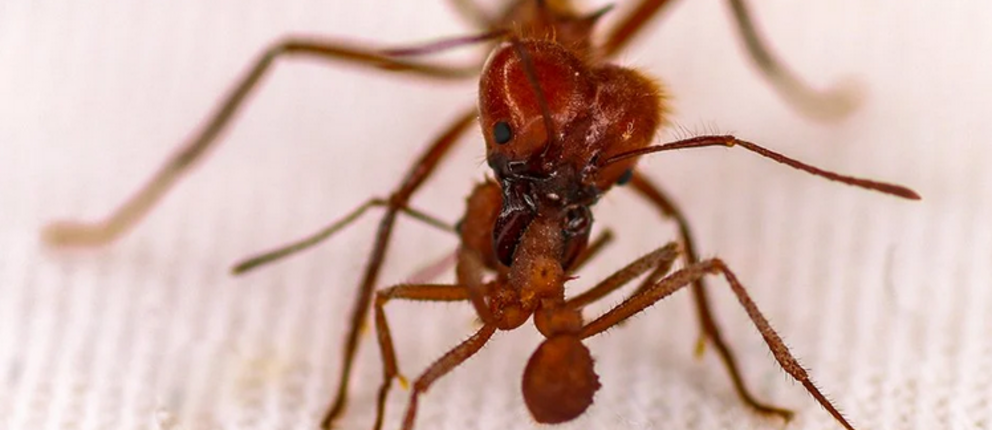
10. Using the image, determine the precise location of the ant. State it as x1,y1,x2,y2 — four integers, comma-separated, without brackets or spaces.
43,0,920,429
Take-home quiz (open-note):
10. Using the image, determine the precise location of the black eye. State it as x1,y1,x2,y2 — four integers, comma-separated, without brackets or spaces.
616,169,634,186
493,121,513,144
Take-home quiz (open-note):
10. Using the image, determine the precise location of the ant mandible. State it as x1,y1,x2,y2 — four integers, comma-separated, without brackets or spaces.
43,0,920,429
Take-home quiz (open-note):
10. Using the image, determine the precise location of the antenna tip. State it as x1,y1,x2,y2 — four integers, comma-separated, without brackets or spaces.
883,184,921,200
903,189,922,200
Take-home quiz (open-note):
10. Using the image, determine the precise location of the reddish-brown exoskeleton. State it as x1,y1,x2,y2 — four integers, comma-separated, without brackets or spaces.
44,1,919,429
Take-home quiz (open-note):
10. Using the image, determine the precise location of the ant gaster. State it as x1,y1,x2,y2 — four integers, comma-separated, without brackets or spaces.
43,1,920,429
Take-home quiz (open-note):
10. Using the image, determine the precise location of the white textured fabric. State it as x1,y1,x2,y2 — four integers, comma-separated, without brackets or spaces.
2,1,990,429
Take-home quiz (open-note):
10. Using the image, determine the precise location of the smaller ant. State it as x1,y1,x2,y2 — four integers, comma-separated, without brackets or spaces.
43,1,919,429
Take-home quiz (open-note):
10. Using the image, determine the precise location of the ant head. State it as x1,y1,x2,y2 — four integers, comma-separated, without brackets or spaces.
522,335,600,423
481,39,597,268
480,38,665,268
479,38,664,190
479,39,595,173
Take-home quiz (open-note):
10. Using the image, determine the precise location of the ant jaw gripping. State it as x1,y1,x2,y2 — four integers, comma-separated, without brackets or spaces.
487,154,599,268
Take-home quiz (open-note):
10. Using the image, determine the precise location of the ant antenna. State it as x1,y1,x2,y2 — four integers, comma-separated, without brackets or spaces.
507,37,560,165
380,30,508,57
599,135,920,200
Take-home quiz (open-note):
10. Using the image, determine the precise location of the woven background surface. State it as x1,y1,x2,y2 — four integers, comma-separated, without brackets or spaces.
2,1,990,429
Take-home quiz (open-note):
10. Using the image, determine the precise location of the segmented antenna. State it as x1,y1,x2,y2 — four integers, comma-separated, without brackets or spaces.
600,135,920,200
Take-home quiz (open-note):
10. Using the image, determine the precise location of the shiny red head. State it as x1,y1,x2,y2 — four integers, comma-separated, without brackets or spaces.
477,38,667,268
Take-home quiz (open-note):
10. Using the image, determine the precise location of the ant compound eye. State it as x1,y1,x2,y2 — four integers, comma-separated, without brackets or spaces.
616,169,634,186
493,121,513,144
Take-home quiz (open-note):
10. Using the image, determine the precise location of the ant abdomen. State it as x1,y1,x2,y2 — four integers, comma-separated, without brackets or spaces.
522,335,601,424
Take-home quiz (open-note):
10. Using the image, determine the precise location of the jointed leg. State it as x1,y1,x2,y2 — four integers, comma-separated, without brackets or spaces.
320,109,478,428
372,249,494,430
725,0,860,120
566,242,679,310
232,198,453,274
373,283,473,430
402,324,497,430
42,33,489,247
628,172,707,306
600,0,857,120
627,172,794,418
448,0,494,29
600,0,677,58
580,258,856,430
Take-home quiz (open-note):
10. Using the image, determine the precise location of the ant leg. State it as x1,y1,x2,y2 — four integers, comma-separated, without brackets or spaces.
566,243,679,309
626,171,795,418
567,228,615,273
372,283,473,430
401,324,498,430
600,0,677,58
448,0,494,29
231,199,453,274
320,109,478,428
375,248,495,430
42,32,495,248
580,259,856,429
724,0,860,120
600,0,858,120
373,243,496,430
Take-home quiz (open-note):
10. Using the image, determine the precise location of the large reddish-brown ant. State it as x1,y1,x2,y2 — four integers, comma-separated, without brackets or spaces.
43,0,920,429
